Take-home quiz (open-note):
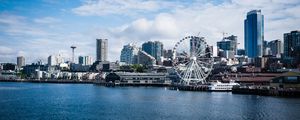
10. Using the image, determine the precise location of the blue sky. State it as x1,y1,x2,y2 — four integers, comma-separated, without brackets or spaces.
0,0,300,64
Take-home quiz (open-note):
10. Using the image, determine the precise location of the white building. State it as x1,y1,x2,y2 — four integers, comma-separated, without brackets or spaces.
210,46,219,57
120,43,139,64
17,56,25,68
48,55,56,66
48,54,65,66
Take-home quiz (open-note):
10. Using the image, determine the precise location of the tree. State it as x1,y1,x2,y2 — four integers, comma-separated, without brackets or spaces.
132,64,145,73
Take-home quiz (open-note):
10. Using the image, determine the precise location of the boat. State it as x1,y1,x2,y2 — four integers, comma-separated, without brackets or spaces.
208,80,240,91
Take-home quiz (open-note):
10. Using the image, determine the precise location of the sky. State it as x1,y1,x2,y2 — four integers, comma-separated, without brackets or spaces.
0,0,299,64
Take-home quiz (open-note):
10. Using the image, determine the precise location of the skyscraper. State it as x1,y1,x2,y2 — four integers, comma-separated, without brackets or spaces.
142,41,155,57
284,30,300,59
79,56,93,65
120,44,139,64
154,41,163,62
190,37,205,56
17,56,25,68
217,35,237,55
142,41,163,62
96,39,108,61
244,10,264,58
48,55,56,66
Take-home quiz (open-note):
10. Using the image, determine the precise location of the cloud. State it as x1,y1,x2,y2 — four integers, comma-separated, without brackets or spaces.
0,13,25,25
106,0,300,53
34,17,60,24
0,14,81,63
72,0,176,16
112,13,179,41
0,14,54,37
0,46,14,55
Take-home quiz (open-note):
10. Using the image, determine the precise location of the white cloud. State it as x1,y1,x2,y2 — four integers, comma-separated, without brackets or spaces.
0,46,14,55
72,0,175,16
106,0,300,54
0,14,54,37
34,17,60,24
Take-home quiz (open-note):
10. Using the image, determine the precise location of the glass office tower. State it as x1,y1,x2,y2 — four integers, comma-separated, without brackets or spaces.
244,10,264,58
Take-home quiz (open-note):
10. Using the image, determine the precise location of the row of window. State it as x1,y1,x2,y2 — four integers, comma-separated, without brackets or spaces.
122,80,166,83
214,88,231,90
216,85,234,86
122,77,163,80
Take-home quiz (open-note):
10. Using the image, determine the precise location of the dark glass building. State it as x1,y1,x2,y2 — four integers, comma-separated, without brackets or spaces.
142,41,163,62
237,49,245,56
190,37,206,56
217,35,237,55
284,30,300,57
244,10,264,58
283,30,300,67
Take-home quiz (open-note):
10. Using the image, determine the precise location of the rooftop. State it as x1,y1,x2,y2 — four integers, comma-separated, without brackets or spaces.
247,10,262,15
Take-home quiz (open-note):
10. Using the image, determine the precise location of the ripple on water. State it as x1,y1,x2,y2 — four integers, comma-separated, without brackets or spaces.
0,86,26,90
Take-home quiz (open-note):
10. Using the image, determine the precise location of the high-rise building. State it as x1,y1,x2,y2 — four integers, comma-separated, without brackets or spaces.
17,56,25,68
120,44,139,64
96,39,108,61
142,41,163,62
79,56,84,64
263,40,268,55
210,46,218,57
190,37,206,56
284,30,300,58
79,56,93,65
142,41,155,56
268,39,282,57
163,49,173,59
217,35,237,55
85,56,92,65
244,10,264,58
48,55,56,66
154,41,163,62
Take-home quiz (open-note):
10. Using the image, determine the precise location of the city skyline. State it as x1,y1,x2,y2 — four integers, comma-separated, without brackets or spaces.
0,0,300,63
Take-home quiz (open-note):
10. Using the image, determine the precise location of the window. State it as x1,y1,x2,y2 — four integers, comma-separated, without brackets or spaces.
133,81,140,83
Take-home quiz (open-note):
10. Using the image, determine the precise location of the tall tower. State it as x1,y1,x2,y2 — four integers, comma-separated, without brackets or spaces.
244,10,264,58
96,39,108,61
71,45,76,63
142,41,163,62
284,31,300,57
17,56,25,68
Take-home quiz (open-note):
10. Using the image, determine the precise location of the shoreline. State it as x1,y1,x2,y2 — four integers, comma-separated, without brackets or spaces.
0,79,94,84
1,79,300,98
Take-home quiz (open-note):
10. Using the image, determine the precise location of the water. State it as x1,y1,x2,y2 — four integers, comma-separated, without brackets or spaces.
0,82,299,120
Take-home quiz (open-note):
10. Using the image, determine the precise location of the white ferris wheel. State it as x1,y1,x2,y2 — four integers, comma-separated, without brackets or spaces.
172,36,214,85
